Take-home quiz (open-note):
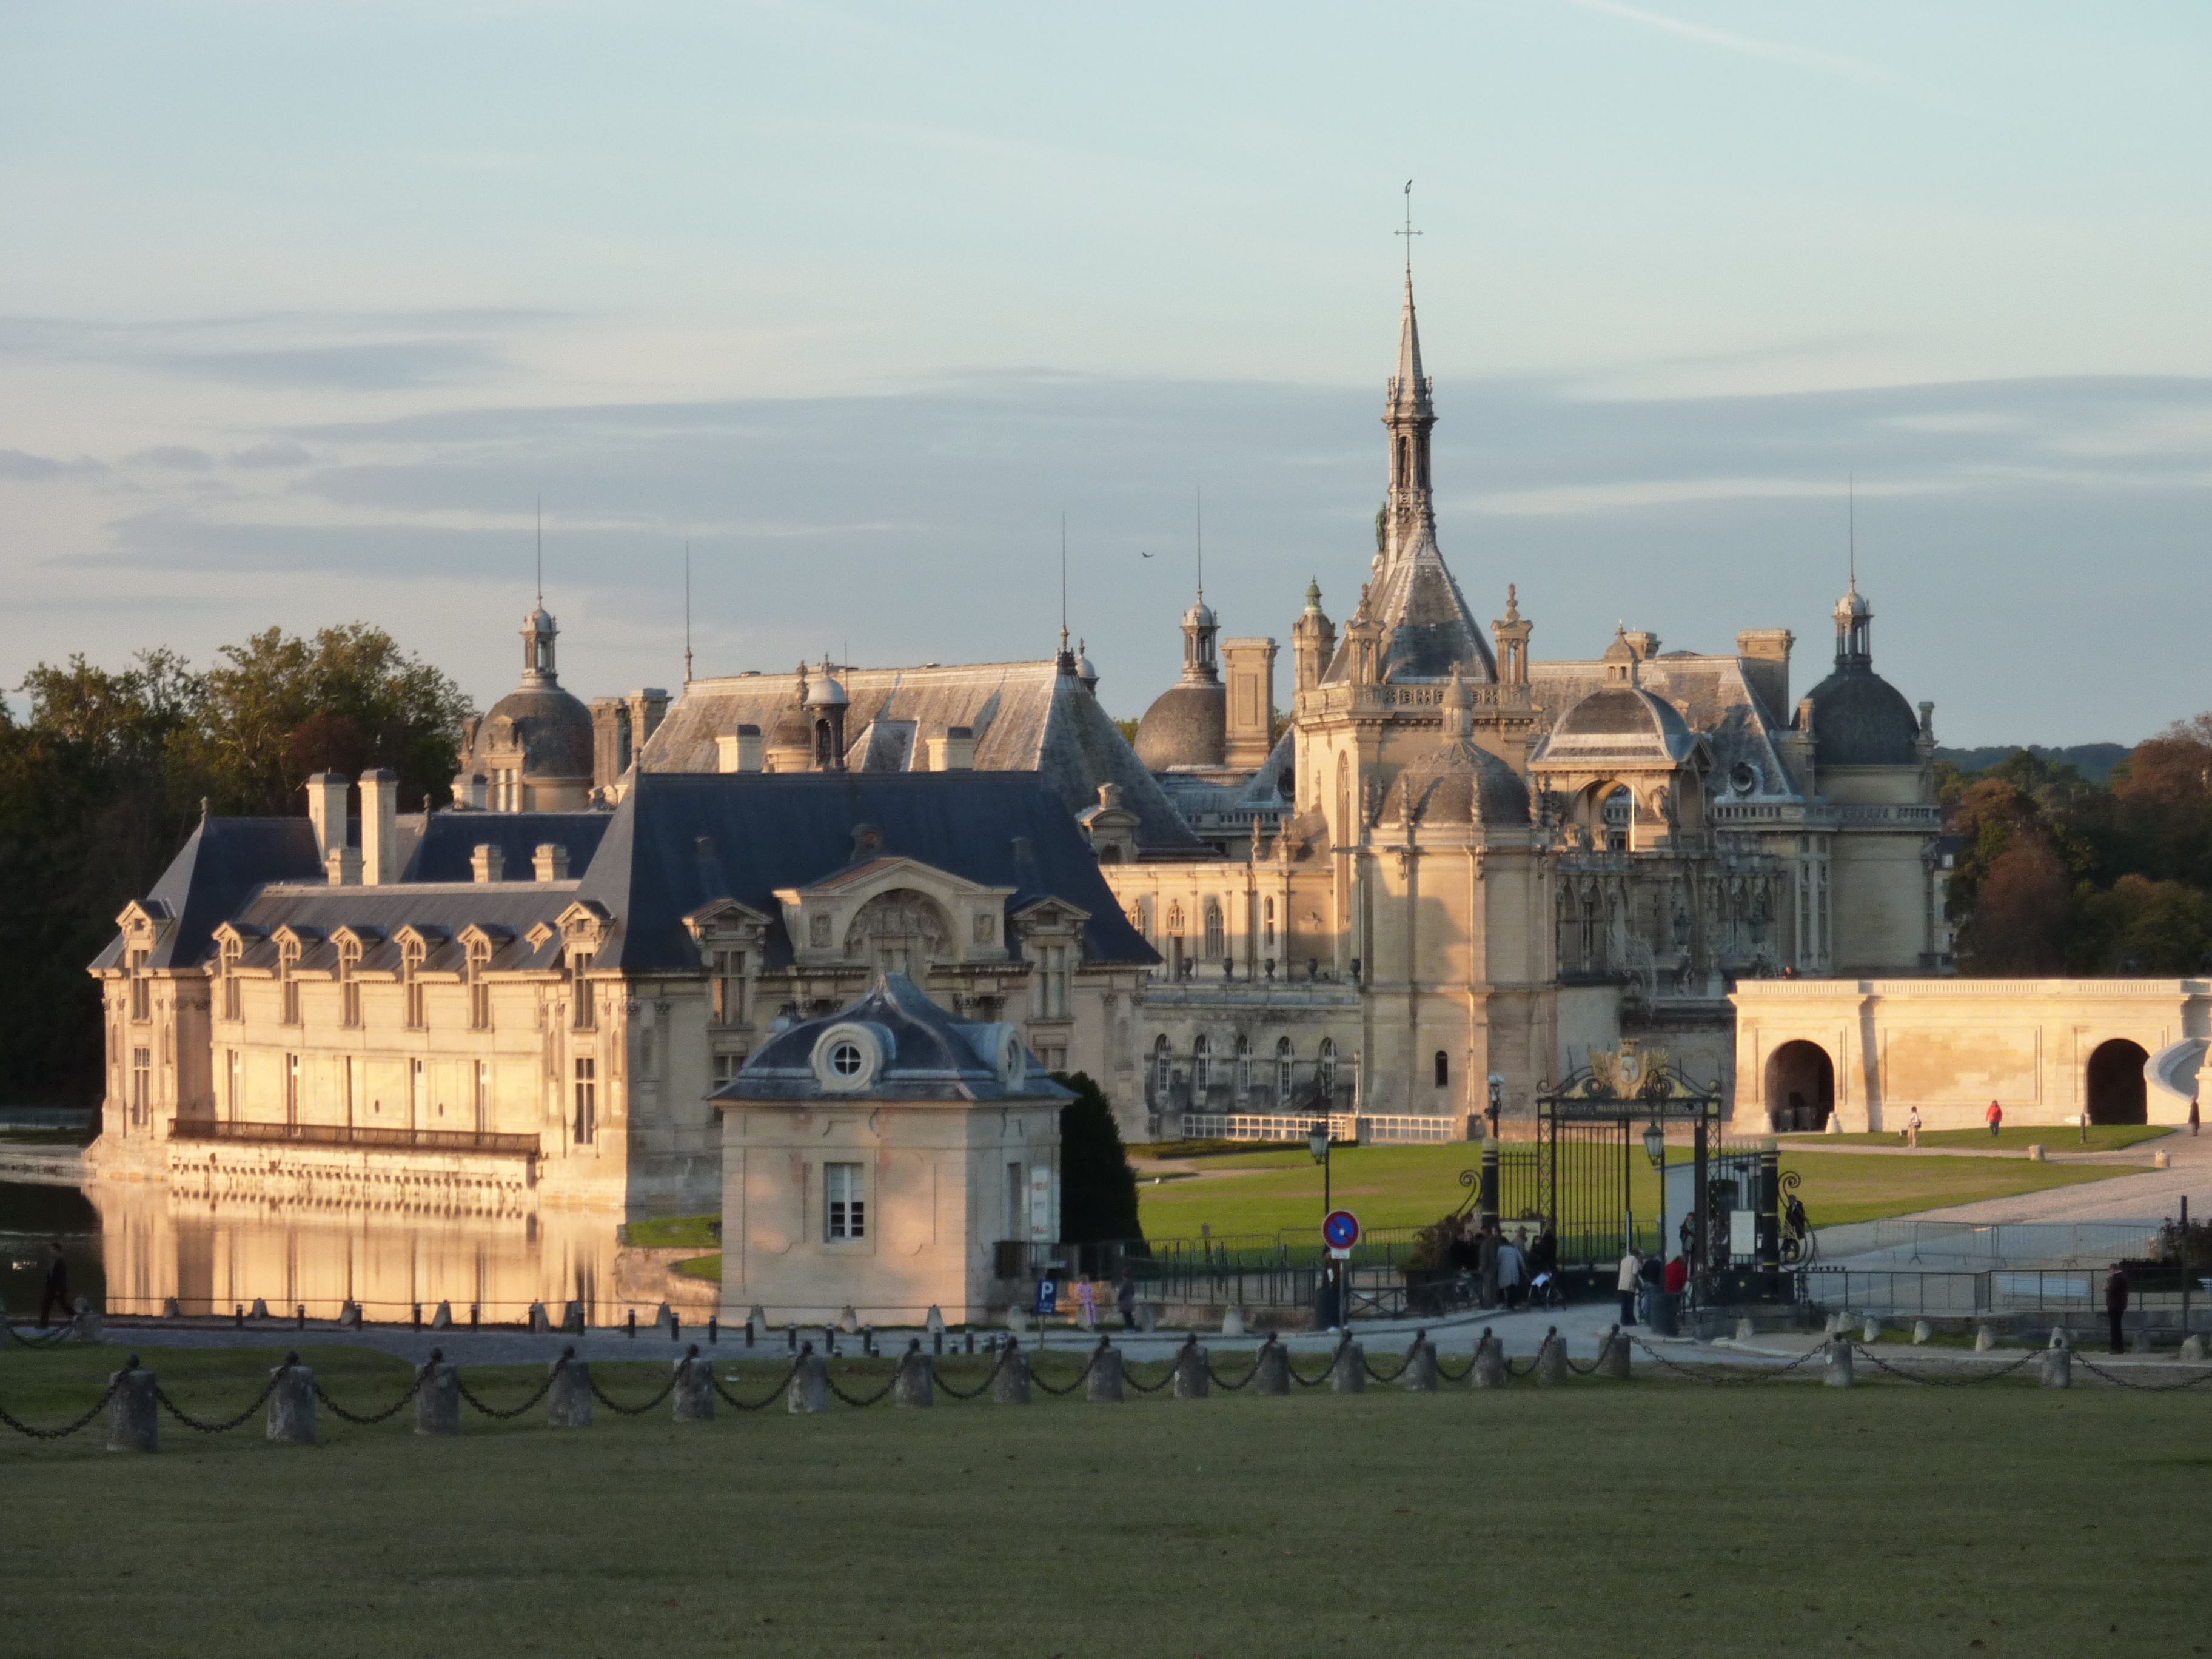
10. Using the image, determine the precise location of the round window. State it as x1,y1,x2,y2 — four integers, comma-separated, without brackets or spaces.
829,1040,865,1079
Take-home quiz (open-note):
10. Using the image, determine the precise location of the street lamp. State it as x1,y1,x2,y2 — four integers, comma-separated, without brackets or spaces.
1486,1073,1504,1142
1643,1118,1666,1266
1309,1119,1337,1329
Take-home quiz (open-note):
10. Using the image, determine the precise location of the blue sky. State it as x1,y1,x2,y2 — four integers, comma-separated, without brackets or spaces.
2,2,2208,743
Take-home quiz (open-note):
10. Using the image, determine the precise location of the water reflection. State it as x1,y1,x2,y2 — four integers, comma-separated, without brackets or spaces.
3,1179,640,1326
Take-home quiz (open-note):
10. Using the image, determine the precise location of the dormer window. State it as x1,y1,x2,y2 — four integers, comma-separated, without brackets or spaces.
219,938,242,1021
278,938,301,1025
128,948,151,1023
338,937,363,1028
468,939,492,1031
711,948,746,1026
403,938,427,1030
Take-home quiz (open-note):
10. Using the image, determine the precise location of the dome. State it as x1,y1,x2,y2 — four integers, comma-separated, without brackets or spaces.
1801,666,1920,768
1539,685,1697,766
1182,595,1218,632
1075,640,1098,694
1834,580,1871,623
1133,682,1226,770
805,666,848,708
474,684,594,780
1393,734,1532,828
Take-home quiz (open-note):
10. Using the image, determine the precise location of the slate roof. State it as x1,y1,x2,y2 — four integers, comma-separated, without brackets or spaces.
714,973,1078,1105
1800,663,1922,769
1530,654,1794,800
637,659,1206,856
91,816,324,971
227,886,574,976
1323,528,1501,685
400,811,612,882
574,771,1161,974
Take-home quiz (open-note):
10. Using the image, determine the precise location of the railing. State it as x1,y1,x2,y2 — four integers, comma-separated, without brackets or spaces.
1800,1263,2211,1316
1814,1219,2161,1269
1177,1112,1465,1145
169,1119,541,1158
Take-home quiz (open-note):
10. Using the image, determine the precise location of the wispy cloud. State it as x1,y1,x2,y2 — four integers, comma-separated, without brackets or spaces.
1556,0,1891,82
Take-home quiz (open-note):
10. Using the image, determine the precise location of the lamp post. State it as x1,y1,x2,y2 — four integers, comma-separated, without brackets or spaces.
1309,1120,1337,1328
1485,1073,1504,1142
1643,1116,1672,1335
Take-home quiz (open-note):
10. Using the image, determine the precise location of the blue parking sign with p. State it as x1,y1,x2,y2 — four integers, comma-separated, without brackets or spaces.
1035,1279,1059,1316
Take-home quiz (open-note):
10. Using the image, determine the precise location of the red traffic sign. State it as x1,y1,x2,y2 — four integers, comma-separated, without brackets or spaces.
1322,1209,1361,1252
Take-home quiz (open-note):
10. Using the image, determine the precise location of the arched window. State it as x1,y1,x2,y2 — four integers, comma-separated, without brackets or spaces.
1191,1033,1211,1091
1275,1038,1294,1108
1234,1033,1251,1096
1318,1038,1337,1100
1433,1050,1450,1090
1153,1034,1171,1096
1204,899,1225,960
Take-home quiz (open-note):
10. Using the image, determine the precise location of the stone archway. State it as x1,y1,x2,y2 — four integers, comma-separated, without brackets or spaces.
2086,1039,2149,1126
1764,1040,1835,1133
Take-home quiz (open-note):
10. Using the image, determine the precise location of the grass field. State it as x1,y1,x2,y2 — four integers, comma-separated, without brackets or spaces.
1785,1126,2174,1155
1131,1142,2139,1239
5,1341,2210,1658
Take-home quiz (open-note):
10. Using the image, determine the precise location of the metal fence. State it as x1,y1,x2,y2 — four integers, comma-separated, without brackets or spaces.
169,1119,541,1158
1813,1220,2164,1269
1801,1263,2212,1316
1178,1113,1466,1145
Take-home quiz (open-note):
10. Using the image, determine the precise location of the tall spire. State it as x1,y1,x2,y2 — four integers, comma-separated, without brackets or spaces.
1382,263,1438,566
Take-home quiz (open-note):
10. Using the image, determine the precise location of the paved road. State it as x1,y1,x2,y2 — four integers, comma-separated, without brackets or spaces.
1900,1124,2212,1226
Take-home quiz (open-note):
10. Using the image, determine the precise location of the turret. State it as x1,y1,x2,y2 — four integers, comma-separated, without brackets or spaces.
1292,578,1336,695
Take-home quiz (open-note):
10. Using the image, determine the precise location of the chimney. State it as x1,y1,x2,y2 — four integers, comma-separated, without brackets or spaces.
1221,638,1279,771
358,769,400,886
1737,629,1795,726
717,724,764,774
471,843,505,885
927,726,976,771
533,843,569,882
304,771,349,863
324,846,361,887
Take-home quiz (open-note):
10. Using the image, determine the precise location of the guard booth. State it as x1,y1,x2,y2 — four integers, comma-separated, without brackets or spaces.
1533,1043,1782,1304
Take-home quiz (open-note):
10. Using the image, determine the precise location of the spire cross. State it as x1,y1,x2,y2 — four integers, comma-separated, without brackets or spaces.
1396,179,1421,276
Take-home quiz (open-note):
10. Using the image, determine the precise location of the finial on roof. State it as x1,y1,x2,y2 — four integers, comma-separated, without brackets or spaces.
1504,583,1520,623
1304,577,1322,611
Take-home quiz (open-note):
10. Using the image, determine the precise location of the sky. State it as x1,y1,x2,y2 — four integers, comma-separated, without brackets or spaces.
2,2,2209,745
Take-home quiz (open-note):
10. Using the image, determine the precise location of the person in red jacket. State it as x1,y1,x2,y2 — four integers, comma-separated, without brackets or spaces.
1663,1254,1689,1296
1987,1099,2003,1138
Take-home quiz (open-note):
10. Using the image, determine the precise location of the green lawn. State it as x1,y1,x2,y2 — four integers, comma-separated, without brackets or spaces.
1133,1142,2139,1240
623,1215,722,1249
5,1340,2210,1658
1784,1125,2174,1155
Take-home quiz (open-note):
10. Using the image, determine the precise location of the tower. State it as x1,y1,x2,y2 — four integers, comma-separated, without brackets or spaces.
1382,271,1437,568
1292,578,1336,695
522,606,560,685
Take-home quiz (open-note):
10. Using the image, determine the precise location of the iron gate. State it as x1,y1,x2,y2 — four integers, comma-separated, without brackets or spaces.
1536,1044,1726,1270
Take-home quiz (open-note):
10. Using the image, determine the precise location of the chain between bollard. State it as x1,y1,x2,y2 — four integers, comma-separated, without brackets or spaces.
1433,1353,1475,1382
156,1366,286,1433
1848,1344,2045,1388
312,1369,427,1425
2,1317,78,1350
0,1372,121,1439
1363,1334,1419,1386
588,1367,683,1416
1031,1342,1105,1396
1632,1339,1824,1386
1121,1350,1178,1394
712,1359,798,1412
455,1356,563,1421
2070,1354,2212,1393
823,1365,899,1408
933,1342,1014,1401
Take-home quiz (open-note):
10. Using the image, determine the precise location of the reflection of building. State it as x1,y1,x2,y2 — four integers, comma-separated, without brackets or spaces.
88,762,1156,1218
1735,978,2212,1133
712,974,1070,1322
1099,272,1948,1134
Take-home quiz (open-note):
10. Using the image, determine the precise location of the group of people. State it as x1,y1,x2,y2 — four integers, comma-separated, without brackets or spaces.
1061,1270,1141,1331
1441,1218,1558,1310
1614,1245,1688,1326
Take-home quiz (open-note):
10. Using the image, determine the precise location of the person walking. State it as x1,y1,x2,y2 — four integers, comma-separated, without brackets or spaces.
1637,1250,1664,1323
1116,1268,1138,1332
1617,1247,1641,1326
1906,1108,1923,1149
37,1241,71,1328
2105,1263,2130,1355
1986,1099,2003,1138
2191,1096,2200,1138
1499,1233,1526,1310
1074,1273,1097,1332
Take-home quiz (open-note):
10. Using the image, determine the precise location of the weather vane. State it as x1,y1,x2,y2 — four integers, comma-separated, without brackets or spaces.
1396,179,1421,275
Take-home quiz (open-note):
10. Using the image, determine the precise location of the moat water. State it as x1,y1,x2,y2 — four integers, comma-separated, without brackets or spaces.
1,1174,640,1327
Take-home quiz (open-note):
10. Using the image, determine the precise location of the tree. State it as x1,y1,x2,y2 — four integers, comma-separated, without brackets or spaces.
1051,1070,1141,1244
1955,835,2070,974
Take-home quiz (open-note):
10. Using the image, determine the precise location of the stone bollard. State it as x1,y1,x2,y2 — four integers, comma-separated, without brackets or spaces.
1734,1316,1755,1343
1252,1337,1289,1395
2049,1325,2068,1350
107,1359,158,1453
2154,1149,2171,1170
562,1301,586,1335
656,1302,677,1338
1472,1329,1508,1389
527,1302,549,1334
1597,1325,1632,1381
2026,1143,2045,1162
250,1298,271,1321
1330,1340,1366,1393
415,1352,461,1435
785,1347,830,1415
993,1339,1033,1405
925,1305,945,1336
1912,1319,1933,1346
2040,1341,2072,1389
1535,1327,1568,1386
2128,1326,2154,1355
893,1341,934,1409
1222,1305,1246,1338
1823,1336,1855,1388
1136,1302,1158,1334
1825,1310,1848,1336
548,1348,593,1427
1401,1336,1438,1393
1171,1336,1210,1399
341,1301,364,1330
673,1346,715,1422
1860,1316,1883,1344
431,1301,453,1330
2181,1334,2207,1363
1088,1340,1125,1403
1974,1324,1997,1352
267,1354,317,1444
71,1302,104,1343
162,1296,181,1319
